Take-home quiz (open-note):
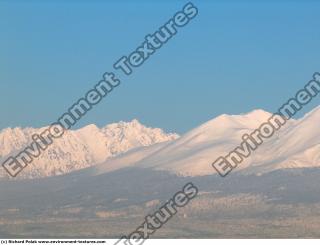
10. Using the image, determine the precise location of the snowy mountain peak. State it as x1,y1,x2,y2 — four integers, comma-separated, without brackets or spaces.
243,109,272,119
77,124,100,133
300,105,320,121
187,109,272,139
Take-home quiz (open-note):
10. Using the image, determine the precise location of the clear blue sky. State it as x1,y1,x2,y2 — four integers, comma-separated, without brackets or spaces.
1,0,320,134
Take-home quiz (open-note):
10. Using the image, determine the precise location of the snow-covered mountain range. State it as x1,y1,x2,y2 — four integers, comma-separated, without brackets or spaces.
0,120,179,179
2,106,320,180
89,106,320,177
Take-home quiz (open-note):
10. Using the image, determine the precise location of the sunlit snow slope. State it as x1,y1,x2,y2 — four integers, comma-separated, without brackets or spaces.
92,107,320,177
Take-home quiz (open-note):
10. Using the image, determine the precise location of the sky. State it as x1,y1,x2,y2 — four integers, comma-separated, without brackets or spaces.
1,0,320,134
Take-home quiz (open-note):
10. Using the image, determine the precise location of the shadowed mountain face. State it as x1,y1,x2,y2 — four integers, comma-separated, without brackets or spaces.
2,108,320,238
